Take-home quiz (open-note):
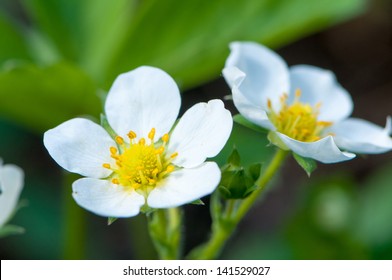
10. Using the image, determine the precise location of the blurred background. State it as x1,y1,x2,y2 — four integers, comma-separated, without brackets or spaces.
0,0,391,259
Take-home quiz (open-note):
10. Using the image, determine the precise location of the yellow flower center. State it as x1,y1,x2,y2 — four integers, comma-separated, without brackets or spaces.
267,90,332,142
102,128,178,191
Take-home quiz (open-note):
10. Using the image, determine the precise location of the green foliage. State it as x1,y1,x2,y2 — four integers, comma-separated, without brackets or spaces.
0,224,25,238
219,147,263,199
233,115,269,134
0,13,31,64
0,62,101,132
293,153,317,177
107,217,118,226
354,163,392,255
0,0,365,132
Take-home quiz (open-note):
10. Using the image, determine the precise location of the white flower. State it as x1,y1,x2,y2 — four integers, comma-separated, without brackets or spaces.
223,42,392,163
44,66,233,218
0,160,24,227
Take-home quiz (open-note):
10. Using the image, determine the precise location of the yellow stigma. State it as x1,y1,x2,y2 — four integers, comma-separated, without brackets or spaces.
267,89,332,142
103,128,177,190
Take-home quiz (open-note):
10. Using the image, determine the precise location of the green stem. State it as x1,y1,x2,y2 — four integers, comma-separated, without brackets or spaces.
62,172,86,259
148,207,182,259
191,149,288,260
233,149,288,224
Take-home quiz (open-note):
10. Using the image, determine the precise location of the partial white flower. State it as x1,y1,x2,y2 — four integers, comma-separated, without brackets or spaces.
44,66,233,218
0,159,24,227
223,42,392,163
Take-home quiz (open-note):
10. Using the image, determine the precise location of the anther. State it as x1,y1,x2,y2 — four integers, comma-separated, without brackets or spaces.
110,147,117,154
170,152,178,159
127,131,137,140
152,168,159,176
115,136,124,145
166,165,175,173
156,147,165,154
112,178,119,185
295,89,302,98
148,128,156,140
267,99,272,109
102,163,111,169
139,138,146,145
162,133,169,143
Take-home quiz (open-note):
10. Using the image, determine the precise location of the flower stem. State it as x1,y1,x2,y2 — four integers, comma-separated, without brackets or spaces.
233,149,288,224
189,149,288,259
147,207,182,259
62,172,86,259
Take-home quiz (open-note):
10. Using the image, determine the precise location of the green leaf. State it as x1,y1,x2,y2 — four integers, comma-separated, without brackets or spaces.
21,0,137,82
191,199,205,206
0,224,25,238
248,163,262,181
293,153,317,177
233,115,268,134
105,0,365,89
107,217,118,226
0,62,101,132
18,0,365,90
227,146,241,167
0,12,31,64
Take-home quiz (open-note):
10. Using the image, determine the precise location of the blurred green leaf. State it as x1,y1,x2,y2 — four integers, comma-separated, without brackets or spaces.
0,12,31,64
105,0,366,89
0,224,25,238
285,177,367,259
354,162,392,248
107,217,118,226
0,62,101,132
233,114,269,134
213,122,273,167
191,199,205,205
20,0,365,89
21,0,137,81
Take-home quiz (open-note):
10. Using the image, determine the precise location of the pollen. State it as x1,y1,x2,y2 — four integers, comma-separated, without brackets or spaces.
268,89,332,142
103,128,178,190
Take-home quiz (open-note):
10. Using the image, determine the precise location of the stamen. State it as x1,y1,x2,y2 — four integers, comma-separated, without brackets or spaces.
267,99,272,109
268,91,333,142
104,128,178,191
115,136,124,145
162,133,169,143
102,163,111,169
110,147,117,154
128,131,137,140
148,128,156,140
156,147,165,154
166,165,175,173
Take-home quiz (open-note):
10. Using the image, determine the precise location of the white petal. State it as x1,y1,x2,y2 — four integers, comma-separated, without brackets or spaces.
329,117,392,154
72,178,145,218
105,66,181,140
223,67,275,130
289,65,353,122
147,162,220,208
167,100,233,168
223,41,290,111
275,132,355,163
43,118,115,178
0,164,24,227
